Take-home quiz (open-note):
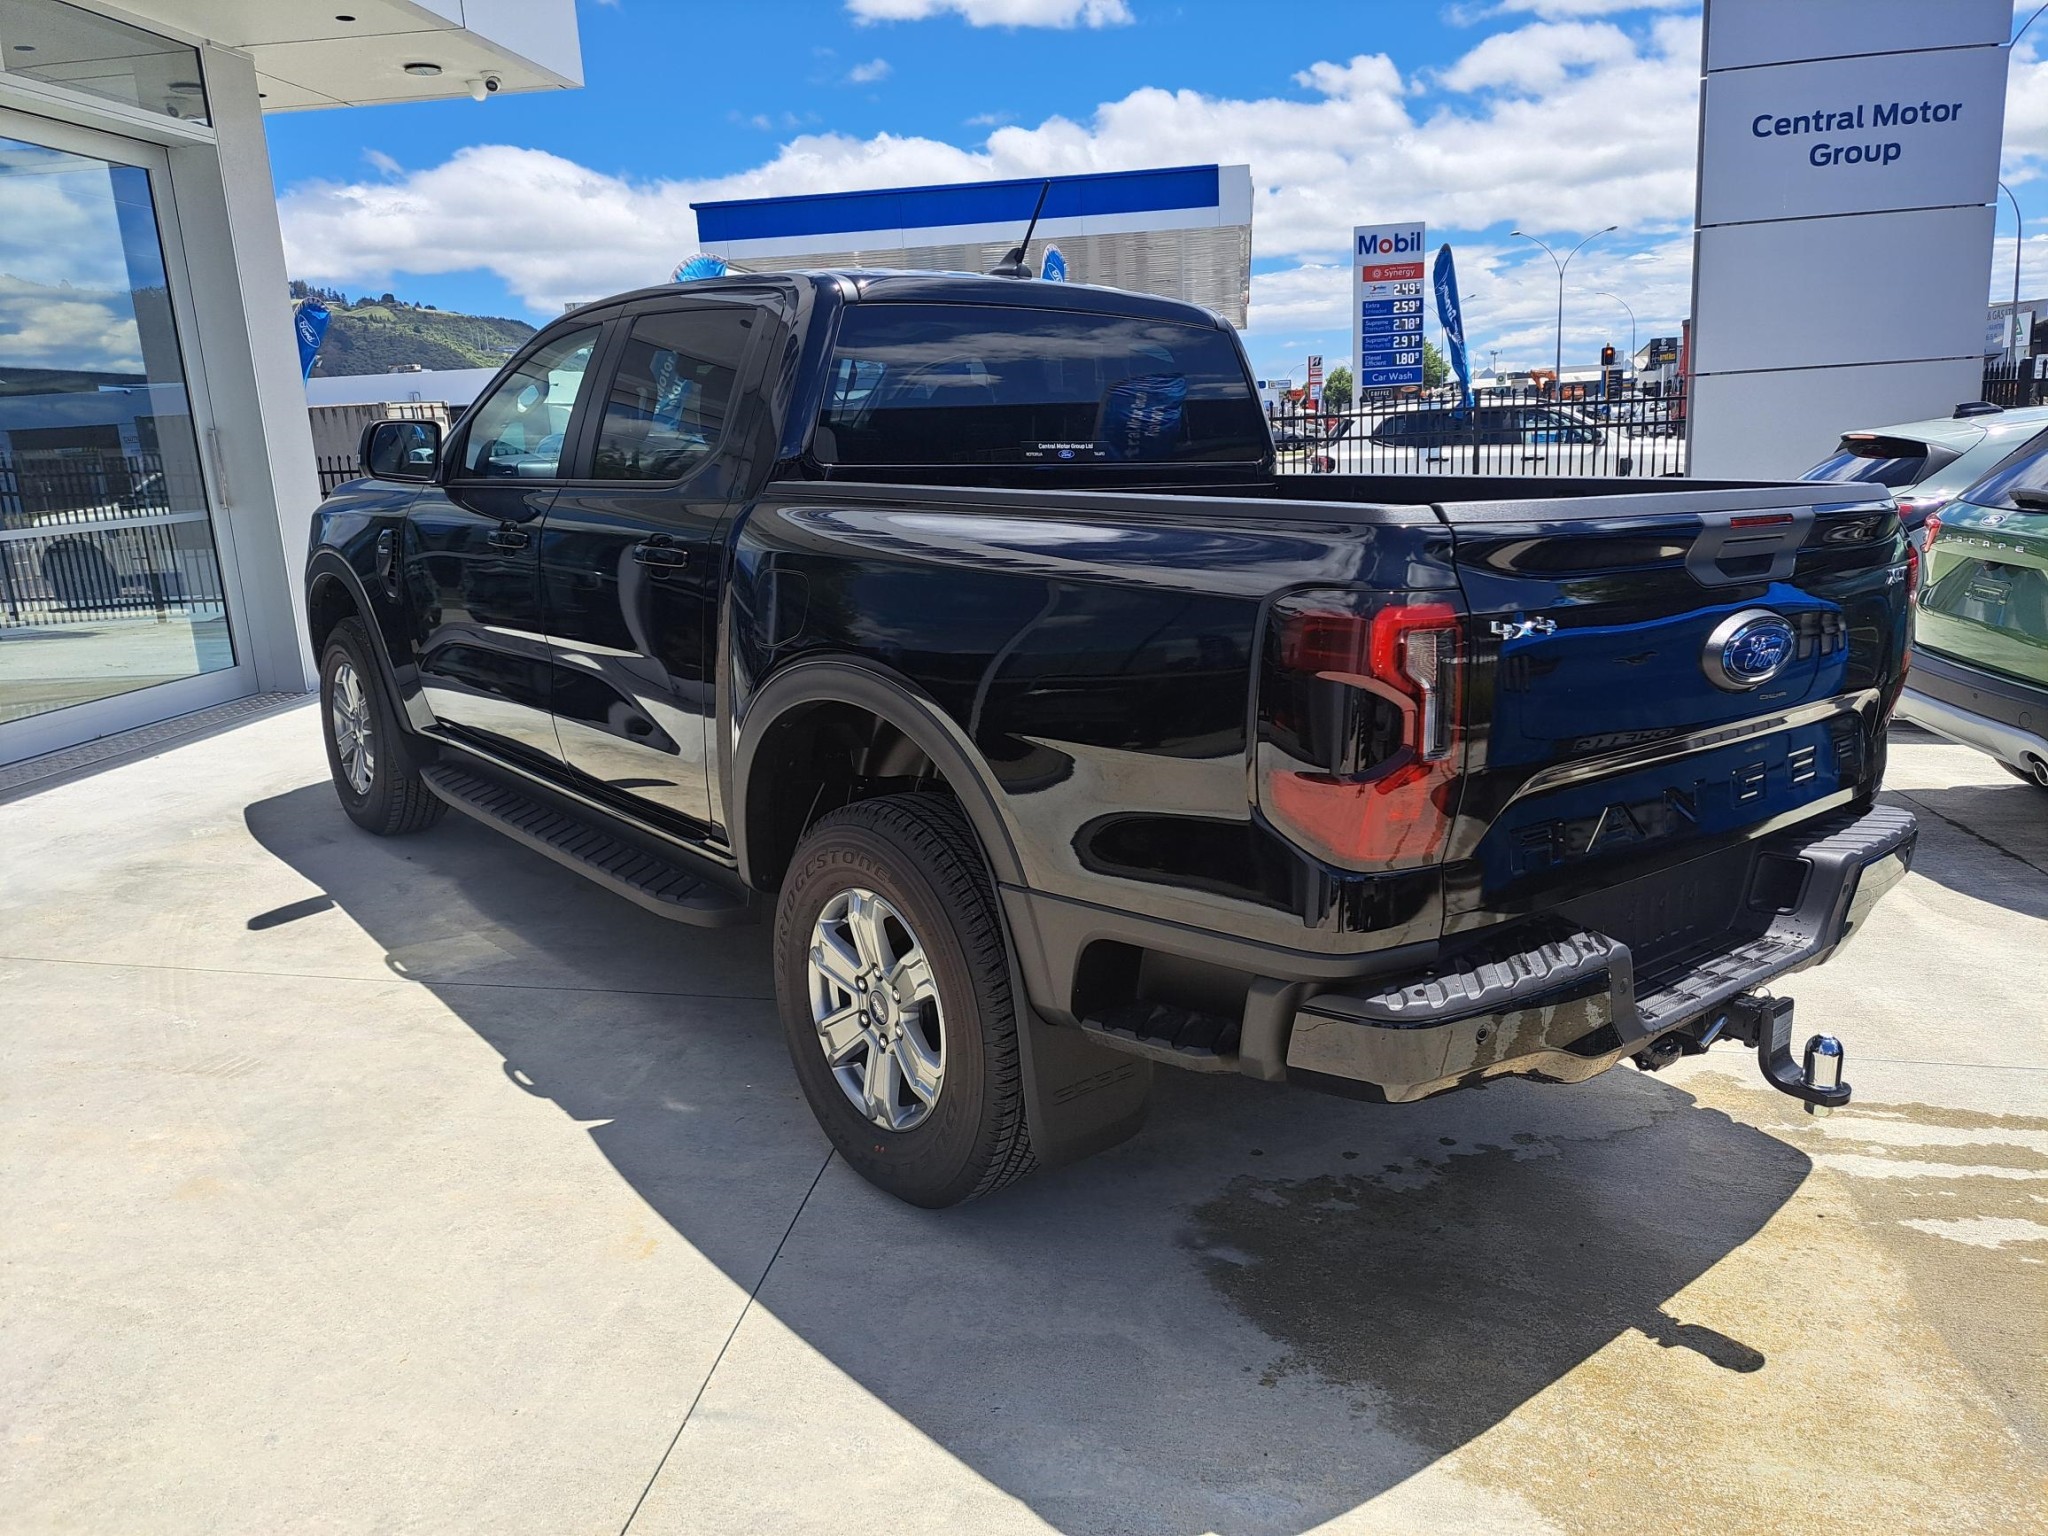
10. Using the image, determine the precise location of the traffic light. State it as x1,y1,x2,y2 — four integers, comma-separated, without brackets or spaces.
1600,343,1616,368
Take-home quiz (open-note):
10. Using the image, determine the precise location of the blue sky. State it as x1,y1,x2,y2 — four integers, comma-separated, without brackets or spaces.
263,0,2048,382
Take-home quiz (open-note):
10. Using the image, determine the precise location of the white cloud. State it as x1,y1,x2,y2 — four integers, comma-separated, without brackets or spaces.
1475,0,1694,18
0,274,144,374
1437,21,1636,95
847,58,892,83
278,13,1705,348
847,0,1133,27
1243,229,1692,378
362,147,402,176
2002,37,2048,178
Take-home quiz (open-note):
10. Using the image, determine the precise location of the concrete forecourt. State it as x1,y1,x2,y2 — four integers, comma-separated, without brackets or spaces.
1,706,2041,1534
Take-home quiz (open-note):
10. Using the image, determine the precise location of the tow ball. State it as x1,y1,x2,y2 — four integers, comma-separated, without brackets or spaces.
1718,994,1851,1115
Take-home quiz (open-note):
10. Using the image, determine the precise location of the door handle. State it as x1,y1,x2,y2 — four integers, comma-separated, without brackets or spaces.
486,522,530,552
632,539,689,571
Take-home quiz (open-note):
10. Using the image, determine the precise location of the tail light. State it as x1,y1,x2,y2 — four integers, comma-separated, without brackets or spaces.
1257,592,1464,870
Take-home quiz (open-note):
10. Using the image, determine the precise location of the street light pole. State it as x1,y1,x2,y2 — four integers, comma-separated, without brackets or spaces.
2000,180,2024,365
1512,225,1619,383
1596,291,1638,367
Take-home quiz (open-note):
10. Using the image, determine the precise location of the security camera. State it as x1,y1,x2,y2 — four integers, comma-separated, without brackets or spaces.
466,74,501,102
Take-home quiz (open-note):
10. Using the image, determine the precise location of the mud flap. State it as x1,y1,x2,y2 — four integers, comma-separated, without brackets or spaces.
1012,999,1155,1168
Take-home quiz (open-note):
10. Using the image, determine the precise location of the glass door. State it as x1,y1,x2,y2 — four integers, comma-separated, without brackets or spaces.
0,116,241,738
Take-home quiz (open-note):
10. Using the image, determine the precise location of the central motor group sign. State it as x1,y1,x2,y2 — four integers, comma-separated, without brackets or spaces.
1352,222,1426,390
1698,42,2004,223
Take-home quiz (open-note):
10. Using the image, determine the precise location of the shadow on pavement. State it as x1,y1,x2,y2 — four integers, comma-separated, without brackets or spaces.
1881,785,2048,906
246,782,1809,1536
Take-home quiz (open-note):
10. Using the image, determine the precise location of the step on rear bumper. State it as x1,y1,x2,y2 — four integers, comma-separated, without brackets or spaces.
1283,804,1916,1103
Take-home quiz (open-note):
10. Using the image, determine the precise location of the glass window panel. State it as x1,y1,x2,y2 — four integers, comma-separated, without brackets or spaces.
0,1,210,125
459,327,600,479
817,303,1267,466
591,308,755,482
1,135,231,727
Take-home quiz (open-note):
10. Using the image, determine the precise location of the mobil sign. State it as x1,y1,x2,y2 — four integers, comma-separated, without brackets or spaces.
1353,222,1426,389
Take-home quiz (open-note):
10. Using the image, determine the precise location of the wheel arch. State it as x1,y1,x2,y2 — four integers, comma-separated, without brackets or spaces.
731,657,1027,895
304,554,364,657
303,551,414,725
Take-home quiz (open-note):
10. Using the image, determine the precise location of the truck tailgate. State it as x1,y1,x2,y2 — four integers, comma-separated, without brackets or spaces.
1436,483,1910,936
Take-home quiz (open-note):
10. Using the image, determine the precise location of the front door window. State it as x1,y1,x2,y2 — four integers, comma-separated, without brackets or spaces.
0,134,231,726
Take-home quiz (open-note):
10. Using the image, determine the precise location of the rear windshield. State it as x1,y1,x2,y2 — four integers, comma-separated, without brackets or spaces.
1950,426,2048,508
1802,449,1925,487
1801,439,1930,488
815,302,1268,466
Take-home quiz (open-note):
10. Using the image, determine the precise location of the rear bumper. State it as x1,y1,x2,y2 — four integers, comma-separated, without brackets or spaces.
1895,651,2048,775
1283,804,1916,1102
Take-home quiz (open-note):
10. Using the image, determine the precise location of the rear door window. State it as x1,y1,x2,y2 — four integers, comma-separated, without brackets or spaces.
816,303,1267,465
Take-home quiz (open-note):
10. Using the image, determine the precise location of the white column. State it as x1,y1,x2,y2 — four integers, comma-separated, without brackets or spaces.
1687,0,2011,479
166,44,319,696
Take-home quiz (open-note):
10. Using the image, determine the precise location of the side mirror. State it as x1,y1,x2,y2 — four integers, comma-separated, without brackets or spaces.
360,418,442,481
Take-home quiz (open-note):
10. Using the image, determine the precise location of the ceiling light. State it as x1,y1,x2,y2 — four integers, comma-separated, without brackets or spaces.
403,62,442,77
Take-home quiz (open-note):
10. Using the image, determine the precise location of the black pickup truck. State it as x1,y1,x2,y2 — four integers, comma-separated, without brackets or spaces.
306,271,1916,1206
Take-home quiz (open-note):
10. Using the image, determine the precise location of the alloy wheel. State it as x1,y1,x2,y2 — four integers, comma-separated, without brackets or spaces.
807,887,945,1131
330,659,376,797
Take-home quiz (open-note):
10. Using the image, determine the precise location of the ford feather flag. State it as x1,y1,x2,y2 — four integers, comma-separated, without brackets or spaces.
293,300,330,379
1432,245,1472,408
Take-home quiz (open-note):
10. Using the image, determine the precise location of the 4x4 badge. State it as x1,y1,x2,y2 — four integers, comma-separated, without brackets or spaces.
1489,616,1558,641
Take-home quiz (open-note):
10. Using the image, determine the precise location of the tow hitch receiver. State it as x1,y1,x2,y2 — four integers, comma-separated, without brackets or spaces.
1720,994,1851,1115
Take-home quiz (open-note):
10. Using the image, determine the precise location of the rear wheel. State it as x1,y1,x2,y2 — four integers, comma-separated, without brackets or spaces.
774,793,1036,1207
320,618,444,836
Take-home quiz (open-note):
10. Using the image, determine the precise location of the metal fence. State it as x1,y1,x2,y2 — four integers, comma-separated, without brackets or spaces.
0,453,226,628
1272,383,1689,478
1980,359,2042,409
317,455,359,496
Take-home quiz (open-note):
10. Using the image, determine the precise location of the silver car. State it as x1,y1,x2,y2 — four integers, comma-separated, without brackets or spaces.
1801,402,2048,559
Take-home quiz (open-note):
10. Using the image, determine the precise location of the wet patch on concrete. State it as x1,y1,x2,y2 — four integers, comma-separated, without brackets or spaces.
1190,1079,2048,1533
1731,1093,2048,1457
1187,1088,1801,1455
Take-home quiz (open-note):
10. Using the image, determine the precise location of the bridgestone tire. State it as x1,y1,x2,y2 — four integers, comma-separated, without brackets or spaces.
774,793,1037,1207
320,617,445,836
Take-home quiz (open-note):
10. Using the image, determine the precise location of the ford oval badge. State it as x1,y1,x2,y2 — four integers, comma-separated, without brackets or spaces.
1703,608,1797,691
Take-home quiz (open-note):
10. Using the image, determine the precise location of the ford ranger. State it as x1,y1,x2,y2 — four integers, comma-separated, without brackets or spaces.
306,271,1916,1206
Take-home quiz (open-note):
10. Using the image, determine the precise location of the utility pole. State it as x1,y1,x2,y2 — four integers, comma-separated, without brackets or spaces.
1596,291,1638,369
1513,225,1618,382
2000,180,2024,367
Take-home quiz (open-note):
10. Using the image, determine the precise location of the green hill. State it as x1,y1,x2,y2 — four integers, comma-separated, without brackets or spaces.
307,302,536,377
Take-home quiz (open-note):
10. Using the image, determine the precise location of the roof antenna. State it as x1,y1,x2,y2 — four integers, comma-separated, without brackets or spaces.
990,179,1053,279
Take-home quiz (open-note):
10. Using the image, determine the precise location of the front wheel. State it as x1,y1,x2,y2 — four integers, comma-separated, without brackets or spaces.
774,793,1036,1207
319,617,444,836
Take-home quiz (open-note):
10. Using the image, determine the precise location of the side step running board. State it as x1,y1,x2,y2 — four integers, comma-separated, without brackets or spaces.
1079,1001,1241,1073
420,763,756,927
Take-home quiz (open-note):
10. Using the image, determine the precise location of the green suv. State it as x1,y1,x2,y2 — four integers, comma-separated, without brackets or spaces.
1895,428,2048,789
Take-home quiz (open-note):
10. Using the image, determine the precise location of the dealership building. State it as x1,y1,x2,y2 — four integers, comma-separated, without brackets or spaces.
693,164,1254,329
0,1,582,769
